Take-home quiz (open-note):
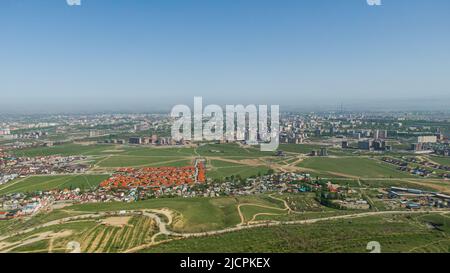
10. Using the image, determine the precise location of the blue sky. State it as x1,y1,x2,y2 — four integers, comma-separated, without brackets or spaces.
1,0,449,113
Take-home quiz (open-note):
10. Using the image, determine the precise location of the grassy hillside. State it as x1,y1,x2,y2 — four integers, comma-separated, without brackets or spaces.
0,175,109,195
141,214,450,253
68,197,241,233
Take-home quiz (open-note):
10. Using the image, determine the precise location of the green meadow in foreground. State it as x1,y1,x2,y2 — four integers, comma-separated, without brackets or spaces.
142,214,450,253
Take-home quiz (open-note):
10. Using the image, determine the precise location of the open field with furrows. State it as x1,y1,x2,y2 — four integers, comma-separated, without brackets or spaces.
297,157,414,178
140,214,450,253
0,216,158,253
0,174,109,195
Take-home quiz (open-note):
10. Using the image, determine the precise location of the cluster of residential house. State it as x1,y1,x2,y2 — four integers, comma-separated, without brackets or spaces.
0,187,144,219
0,174,18,186
0,193,53,219
0,153,88,177
386,187,450,209
0,172,316,218
3,166,449,220
100,164,206,190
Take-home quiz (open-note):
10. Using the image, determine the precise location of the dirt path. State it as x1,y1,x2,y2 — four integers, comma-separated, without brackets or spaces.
249,212,284,223
237,199,293,226
268,193,293,212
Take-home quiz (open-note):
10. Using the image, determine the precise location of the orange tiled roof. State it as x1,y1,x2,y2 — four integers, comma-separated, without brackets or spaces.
100,165,206,190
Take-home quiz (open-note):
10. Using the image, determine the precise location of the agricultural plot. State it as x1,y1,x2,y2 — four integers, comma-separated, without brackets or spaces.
0,174,109,195
72,216,157,253
1,216,158,253
297,157,412,178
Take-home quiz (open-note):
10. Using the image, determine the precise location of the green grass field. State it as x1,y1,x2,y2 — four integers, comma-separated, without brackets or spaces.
208,165,270,180
11,144,118,157
95,155,192,168
278,144,326,154
196,144,272,157
298,157,412,178
0,174,109,195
